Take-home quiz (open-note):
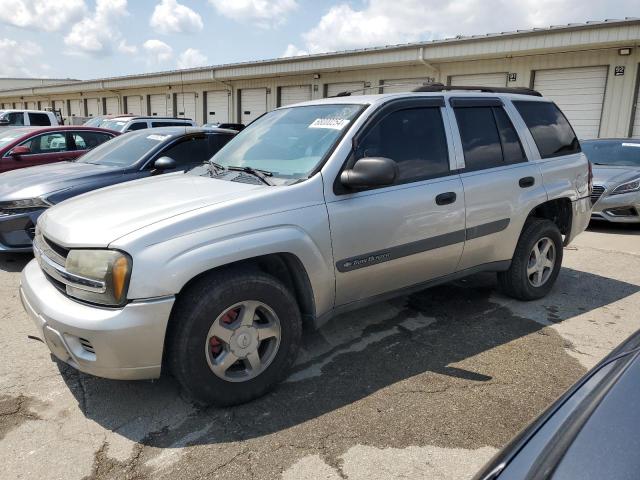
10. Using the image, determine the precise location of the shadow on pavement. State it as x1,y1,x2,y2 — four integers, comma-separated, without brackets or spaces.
0,253,32,273
56,267,639,449
588,222,640,235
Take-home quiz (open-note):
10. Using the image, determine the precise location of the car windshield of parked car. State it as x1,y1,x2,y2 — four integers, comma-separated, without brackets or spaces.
83,117,104,127
76,131,169,167
0,129,30,149
582,141,640,167
208,104,364,183
99,120,129,132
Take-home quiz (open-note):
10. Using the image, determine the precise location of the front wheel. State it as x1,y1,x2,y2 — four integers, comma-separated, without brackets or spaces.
498,218,563,301
168,267,302,406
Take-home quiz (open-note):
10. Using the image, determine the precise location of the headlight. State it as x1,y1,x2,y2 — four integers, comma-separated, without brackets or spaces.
612,178,640,195
0,198,50,211
65,250,132,306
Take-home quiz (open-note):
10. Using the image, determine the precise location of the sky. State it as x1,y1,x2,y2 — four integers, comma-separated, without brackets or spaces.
0,0,638,80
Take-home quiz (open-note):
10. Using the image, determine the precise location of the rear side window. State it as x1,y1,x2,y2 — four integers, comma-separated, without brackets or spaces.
72,131,113,150
355,107,450,184
455,106,526,171
513,101,580,158
28,113,51,126
152,121,190,127
160,136,210,167
127,122,148,131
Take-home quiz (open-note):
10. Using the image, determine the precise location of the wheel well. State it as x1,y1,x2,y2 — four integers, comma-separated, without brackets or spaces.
527,198,572,236
175,253,316,323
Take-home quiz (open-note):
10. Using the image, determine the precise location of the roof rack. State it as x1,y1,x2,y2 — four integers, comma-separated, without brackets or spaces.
411,83,542,97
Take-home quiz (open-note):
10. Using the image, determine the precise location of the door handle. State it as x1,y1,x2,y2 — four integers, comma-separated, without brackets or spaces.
519,176,535,188
435,192,457,206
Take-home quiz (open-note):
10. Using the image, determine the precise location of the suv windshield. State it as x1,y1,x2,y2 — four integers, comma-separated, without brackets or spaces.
76,131,171,167
100,120,129,132
582,141,640,167
208,104,364,183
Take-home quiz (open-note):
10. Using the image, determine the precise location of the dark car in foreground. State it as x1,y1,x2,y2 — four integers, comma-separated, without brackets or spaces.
0,127,236,252
582,139,640,223
0,126,117,173
474,329,640,480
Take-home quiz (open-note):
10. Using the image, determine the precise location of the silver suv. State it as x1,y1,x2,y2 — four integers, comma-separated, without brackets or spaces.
20,89,592,405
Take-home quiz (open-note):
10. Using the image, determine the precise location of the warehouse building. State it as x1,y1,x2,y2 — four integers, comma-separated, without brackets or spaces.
1,18,639,138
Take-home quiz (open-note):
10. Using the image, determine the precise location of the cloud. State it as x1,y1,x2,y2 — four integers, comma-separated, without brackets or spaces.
150,0,203,34
176,48,208,69
143,39,174,64
299,0,640,54
281,44,308,57
64,0,130,56
0,0,86,32
209,0,297,28
0,38,44,76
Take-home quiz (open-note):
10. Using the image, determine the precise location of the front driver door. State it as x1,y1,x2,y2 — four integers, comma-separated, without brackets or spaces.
326,98,466,306
3,131,75,171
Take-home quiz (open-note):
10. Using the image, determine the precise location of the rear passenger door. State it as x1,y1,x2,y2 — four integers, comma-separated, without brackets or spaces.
449,97,547,271
327,98,466,306
70,130,114,159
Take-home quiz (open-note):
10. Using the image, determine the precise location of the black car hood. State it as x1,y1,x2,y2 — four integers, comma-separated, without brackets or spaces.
0,161,125,202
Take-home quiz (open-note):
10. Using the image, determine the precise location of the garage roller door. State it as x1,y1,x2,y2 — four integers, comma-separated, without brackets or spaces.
450,73,507,88
382,78,432,93
176,93,196,120
150,94,168,116
126,96,142,115
279,85,312,106
69,99,82,118
631,80,640,138
53,100,66,116
26,101,36,110
240,88,267,124
533,66,607,139
39,100,49,110
326,82,365,97
105,97,119,115
205,90,229,124
86,98,101,117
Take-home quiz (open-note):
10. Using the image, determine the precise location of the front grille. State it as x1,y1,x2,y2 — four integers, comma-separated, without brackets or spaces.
0,207,45,216
43,270,67,294
591,185,605,205
42,235,69,260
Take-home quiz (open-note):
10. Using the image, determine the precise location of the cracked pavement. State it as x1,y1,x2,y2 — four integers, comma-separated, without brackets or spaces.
0,224,639,480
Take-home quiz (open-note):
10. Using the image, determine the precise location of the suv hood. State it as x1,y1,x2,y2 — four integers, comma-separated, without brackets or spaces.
0,162,119,202
592,165,640,187
38,173,265,247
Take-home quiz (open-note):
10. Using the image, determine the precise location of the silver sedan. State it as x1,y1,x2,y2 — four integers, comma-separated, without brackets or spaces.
582,139,640,223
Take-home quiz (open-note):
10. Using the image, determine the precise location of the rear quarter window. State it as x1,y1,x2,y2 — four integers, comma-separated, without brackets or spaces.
513,101,580,159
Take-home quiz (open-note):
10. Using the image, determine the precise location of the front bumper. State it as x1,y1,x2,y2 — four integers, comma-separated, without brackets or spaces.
0,208,45,252
20,259,175,380
591,190,640,223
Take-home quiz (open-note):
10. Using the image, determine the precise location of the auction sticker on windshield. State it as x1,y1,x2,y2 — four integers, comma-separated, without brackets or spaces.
309,118,350,130
147,134,171,141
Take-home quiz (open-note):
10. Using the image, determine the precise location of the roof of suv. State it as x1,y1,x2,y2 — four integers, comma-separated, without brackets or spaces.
124,126,237,137
111,116,195,121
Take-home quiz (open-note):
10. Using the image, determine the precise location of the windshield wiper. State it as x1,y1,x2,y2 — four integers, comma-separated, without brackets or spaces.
207,161,227,177
226,165,275,186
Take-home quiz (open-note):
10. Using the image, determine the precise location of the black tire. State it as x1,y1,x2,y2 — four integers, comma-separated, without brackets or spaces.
498,218,563,301
167,266,302,406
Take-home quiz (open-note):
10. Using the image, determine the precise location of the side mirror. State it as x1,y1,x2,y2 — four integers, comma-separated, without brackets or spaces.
153,156,177,171
0,118,9,126
9,145,31,157
340,157,398,189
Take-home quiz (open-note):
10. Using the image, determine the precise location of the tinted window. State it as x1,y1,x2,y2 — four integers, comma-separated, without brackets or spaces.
159,136,211,167
28,112,51,126
513,101,580,158
455,106,527,171
100,120,129,131
72,131,113,150
356,107,449,183
151,121,189,127
5,112,24,125
126,122,148,131
581,141,640,167
21,132,67,153
207,133,233,155
76,131,171,167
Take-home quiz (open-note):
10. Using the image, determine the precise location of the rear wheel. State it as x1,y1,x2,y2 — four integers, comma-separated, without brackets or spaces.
498,218,563,300
168,267,302,406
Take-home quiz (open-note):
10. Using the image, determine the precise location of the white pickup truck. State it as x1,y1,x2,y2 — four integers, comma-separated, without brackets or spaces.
0,109,60,127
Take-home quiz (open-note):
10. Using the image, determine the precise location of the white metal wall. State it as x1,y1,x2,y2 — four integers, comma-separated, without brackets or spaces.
126,96,143,115
630,79,640,138
240,88,267,123
450,72,507,87
533,66,608,139
26,101,36,110
176,93,196,119
149,94,168,116
86,98,101,117
39,100,49,110
279,85,312,106
381,78,432,93
205,90,229,123
69,99,82,118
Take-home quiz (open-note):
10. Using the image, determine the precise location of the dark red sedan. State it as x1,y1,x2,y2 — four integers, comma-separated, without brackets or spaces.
0,126,119,173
